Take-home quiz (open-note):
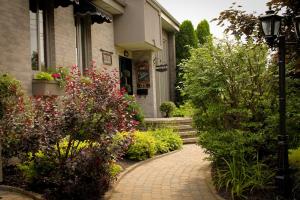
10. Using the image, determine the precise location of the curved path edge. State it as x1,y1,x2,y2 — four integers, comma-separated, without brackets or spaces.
103,145,224,200
104,149,181,200
0,185,44,200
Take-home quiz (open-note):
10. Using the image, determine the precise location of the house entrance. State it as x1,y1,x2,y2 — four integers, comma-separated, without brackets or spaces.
119,56,133,95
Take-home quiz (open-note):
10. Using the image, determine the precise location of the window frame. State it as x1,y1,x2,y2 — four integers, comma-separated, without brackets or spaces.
29,0,55,72
75,15,92,73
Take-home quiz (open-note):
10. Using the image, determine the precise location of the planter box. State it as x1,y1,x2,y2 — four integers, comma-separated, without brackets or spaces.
32,80,64,96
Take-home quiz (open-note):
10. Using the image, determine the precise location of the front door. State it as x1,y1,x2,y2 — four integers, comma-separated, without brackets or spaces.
119,56,133,95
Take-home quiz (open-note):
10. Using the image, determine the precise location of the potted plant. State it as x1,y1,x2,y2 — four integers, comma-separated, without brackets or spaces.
32,67,68,96
160,101,176,118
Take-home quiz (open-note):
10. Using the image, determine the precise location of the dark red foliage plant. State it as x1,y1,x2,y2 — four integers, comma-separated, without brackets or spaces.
33,65,138,200
1,66,138,199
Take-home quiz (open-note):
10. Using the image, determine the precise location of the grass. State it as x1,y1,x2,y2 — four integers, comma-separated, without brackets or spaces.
290,148,300,168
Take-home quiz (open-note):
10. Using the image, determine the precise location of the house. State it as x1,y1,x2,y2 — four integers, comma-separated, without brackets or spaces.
0,0,179,118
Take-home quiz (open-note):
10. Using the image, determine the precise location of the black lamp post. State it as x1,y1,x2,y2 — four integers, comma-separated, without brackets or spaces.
259,9,300,199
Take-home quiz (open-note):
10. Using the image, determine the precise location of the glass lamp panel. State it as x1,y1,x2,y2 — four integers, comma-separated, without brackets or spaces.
295,16,300,39
273,20,281,36
298,22,300,37
262,19,272,36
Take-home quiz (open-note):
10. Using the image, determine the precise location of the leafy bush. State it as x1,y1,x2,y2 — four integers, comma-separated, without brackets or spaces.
198,130,269,164
286,62,300,149
290,148,300,200
126,131,157,161
3,66,138,199
182,39,281,198
109,163,123,178
150,128,183,151
34,72,54,81
214,153,275,199
126,129,182,160
290,148,300,168
173,101,195,117
0,74,35,159
160,101,176,118
0,74,24,119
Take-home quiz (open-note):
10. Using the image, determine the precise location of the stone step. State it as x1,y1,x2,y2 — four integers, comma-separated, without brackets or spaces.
145,118,193,127
170,125,194,132
179,131,197,138
183,137,198,144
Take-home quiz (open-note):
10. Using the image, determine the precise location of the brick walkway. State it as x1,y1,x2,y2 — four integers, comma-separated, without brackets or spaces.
108,144,220,200
0,190,33,200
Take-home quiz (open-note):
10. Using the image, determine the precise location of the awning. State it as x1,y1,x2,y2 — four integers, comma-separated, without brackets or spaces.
54,0,79,8
74,0,112,24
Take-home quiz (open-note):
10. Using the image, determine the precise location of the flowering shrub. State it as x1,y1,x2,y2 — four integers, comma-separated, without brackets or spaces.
1,66,138,199
0,74,35,159
26,66,138,199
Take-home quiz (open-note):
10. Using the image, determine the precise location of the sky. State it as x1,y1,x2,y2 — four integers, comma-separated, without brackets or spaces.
157,0,270,38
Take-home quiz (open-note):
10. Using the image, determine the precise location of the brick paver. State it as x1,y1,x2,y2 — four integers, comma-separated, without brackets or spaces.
0,190,33,200
109,144,219,200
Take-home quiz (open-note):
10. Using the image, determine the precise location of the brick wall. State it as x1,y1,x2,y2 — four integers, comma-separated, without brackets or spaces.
54,6,77,67
91,21,119,72
0,0,32,93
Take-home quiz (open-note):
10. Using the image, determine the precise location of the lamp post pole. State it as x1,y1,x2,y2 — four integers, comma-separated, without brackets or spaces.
275,35,290,199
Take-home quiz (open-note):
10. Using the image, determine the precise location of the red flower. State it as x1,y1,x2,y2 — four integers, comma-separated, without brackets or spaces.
52,73,61,79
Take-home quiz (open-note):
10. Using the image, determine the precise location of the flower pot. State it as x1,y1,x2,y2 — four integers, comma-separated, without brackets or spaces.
32,79,64,96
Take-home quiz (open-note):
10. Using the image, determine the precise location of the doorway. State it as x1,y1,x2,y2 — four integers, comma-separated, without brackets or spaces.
119,56,133,95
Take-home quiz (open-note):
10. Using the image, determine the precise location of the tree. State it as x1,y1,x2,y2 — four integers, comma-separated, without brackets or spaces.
213,0,300,76
175,20,198,64
175,20,198,105
182,39,280,198
213,0,299,42
196,19,211,45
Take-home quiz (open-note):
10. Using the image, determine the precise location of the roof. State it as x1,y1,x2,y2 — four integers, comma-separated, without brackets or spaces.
151,0,180,27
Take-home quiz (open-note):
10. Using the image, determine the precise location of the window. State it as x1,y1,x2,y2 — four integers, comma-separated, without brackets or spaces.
29,0,54,71
75,15,92,73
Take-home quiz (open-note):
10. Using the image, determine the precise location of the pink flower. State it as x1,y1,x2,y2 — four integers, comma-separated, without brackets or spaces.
52,73,61,79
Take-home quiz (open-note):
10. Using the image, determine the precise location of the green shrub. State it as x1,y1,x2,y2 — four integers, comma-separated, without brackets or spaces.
290,148,300,199
214,153,275,199
290,148,300,168
173,101,195,117
126,129,182,160
150,128,183,151
109,163,123,178
126,131,157,161
17,151,54,183
0,74,24,119
160,101,176,118
198,130,268,164
182,40,282,198
34,72,54,81
150,134,169,154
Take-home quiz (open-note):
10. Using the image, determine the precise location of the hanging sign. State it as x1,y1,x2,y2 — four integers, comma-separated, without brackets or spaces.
136,61,150,89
